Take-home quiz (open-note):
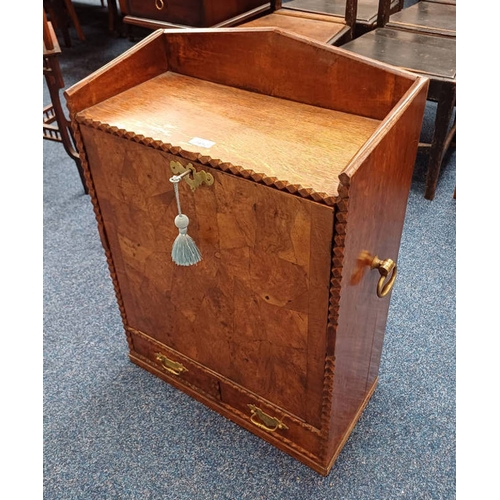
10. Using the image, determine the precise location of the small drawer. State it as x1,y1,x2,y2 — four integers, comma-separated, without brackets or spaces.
128,327,221,401
127,0,204,26
218,377,323,461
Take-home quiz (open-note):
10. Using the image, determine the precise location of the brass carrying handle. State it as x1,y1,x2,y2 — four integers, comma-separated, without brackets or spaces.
371,256,397,298
155,353,187,376
248,404,288,433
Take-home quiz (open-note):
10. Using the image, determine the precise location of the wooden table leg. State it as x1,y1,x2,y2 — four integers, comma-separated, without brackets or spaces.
63,0,85,41
107,0,119,33
424,82,456,200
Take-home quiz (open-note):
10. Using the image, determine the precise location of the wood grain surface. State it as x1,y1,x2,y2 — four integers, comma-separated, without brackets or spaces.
241,11,347,43
161,29,415,120
65,28,427,475
341,28,456,80
324,78,429,463
66,28,416,122
284,0,401,24
387,1,456,37
123,0,267,27
78,72,380,200
80,127,334,427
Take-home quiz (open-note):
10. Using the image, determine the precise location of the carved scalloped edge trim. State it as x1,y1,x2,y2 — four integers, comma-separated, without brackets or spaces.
75,115,339,206
127,326,323,437
318,355,336,460
318,178,350,460
329,182,349,330
71,119,133,352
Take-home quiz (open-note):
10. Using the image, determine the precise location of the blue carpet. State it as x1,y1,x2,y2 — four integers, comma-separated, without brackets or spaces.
43,2,455,498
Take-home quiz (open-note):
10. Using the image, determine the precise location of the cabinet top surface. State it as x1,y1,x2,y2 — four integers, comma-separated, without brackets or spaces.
77,72,381,199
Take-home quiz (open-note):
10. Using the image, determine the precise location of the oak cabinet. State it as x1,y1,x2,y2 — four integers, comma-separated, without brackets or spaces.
65,28,428,475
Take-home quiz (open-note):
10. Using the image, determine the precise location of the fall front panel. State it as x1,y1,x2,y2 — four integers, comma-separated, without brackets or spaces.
81,127,335,429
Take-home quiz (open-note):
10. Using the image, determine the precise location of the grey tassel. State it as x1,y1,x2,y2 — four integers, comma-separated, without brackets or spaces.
169,173,201,266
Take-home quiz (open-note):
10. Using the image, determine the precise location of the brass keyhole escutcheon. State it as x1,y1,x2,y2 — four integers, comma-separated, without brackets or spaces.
155,0,166,11
170,161,214,191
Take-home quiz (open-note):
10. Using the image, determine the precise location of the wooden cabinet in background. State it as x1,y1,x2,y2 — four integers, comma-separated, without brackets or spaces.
65,28,428,475
119,0,269,29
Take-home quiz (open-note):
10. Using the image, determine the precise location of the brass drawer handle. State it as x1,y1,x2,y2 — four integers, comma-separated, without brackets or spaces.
371,256,397,298
155,0,166,11
155,352,187,376
248,404,288,433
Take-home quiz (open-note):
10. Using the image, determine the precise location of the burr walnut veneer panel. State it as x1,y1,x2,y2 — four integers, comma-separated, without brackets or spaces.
80,128,334,429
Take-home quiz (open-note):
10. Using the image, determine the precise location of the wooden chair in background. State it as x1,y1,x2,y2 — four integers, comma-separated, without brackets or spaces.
100,0,121,34
237,0,360,45
43,0,86,47
385,0,455,37
43,9,88,193
281,0,404,36
340,0,456,200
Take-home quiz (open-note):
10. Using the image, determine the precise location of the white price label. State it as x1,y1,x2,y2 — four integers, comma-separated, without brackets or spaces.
189,137,216,149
